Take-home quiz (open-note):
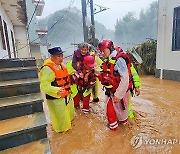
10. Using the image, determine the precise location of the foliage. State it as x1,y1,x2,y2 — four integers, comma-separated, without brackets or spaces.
130,39,157,75
38,7,113,49
114,1,158,50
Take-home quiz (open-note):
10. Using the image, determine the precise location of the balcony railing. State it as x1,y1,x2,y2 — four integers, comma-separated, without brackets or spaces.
32,0,45,16
36,29,48,37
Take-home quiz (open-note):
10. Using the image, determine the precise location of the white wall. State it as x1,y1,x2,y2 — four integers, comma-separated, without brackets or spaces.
0,3,31,59
0,3,15,58
157,0,180,72
14,25,31,58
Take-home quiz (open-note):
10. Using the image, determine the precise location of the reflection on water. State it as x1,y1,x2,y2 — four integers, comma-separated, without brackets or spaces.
44,76,180,154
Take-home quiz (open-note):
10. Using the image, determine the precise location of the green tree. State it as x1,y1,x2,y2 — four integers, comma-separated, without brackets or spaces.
38,7,113,48
114,1,158,49
130,39,157,75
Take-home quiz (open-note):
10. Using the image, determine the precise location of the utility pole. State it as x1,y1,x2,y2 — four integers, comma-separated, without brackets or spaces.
81,0,88,42
90,0,95,46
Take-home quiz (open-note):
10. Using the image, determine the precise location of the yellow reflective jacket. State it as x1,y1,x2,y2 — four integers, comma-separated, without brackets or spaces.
130,64,141,88
38,59,74,133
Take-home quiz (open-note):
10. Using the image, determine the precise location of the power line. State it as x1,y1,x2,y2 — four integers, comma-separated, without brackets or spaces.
41,1,81,48
2,0,41,59
100,0,139,2
26,0,41,54
27,0,41,29
47,0,76,32
40,6,81,50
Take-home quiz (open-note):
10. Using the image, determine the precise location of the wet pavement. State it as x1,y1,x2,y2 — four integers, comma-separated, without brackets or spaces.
44,76,180,154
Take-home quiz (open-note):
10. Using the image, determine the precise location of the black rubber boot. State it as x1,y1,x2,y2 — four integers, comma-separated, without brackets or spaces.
93,97,99,103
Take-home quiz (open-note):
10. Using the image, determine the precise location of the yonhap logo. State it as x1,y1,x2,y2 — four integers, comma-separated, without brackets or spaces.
130,133,144,149
130,133,180,149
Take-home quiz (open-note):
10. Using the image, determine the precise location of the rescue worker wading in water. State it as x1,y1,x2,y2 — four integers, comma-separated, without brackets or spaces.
97,39,134,131
115,46,141,119
39,47,74,133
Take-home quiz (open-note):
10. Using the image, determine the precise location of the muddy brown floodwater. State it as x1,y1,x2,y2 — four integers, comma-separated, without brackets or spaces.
44,76,180,154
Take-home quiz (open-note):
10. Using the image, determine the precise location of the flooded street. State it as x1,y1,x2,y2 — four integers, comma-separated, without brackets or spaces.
44,76,180,154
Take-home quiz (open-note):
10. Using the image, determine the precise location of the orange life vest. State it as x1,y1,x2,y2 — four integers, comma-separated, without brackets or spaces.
42,62,71,99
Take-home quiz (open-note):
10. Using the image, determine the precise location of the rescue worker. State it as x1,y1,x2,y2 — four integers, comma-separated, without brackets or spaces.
128,64,141,118
72,42,102,102
72,55,97,114
38,47,74,133
97,39,134,130
115,46,141,119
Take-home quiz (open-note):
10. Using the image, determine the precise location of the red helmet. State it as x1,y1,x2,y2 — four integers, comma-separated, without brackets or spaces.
115,46,123,53
98,39,114,51
84,55,95,68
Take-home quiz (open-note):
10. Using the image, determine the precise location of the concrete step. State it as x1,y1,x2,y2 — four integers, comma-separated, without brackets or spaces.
0,112,47,151
0,93,43,120
0,58,36,69
0,66,38,81
0,138,51,154
0,78,40,98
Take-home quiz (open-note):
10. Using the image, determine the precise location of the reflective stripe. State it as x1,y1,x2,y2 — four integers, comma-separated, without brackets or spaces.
120,119,128,124
120,118,128,123
105,85,113,89
82,109,89,112
110,123,118,129
83,89,92,97
90,81,96,85
109,121,118,126
109,59,116,64
82,109,89,114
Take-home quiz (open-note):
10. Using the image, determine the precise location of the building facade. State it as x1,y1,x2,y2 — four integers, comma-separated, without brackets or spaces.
26,0,46,59
0,0,46,59
156,0,180,81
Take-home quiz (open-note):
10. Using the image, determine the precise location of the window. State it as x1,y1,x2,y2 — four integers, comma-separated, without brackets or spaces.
172,6,180,51
0,16,6,50
3,20,11,58
11,30,16,58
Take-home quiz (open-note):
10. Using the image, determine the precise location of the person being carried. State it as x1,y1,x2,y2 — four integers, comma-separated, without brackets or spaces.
70,42,102,103
71,55,97,114
38,47,74,133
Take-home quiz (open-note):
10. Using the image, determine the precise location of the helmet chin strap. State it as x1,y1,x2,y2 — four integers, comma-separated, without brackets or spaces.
110,48,115,53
